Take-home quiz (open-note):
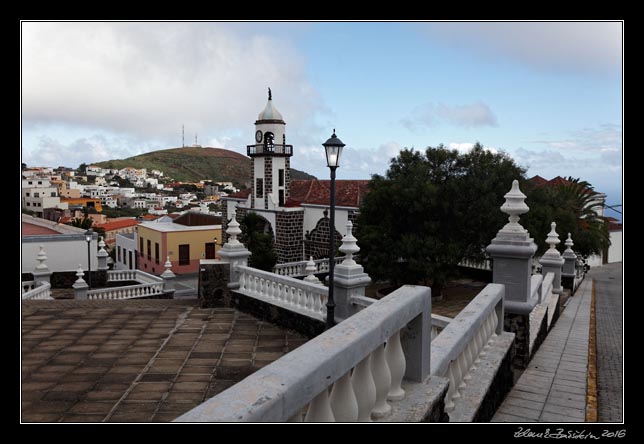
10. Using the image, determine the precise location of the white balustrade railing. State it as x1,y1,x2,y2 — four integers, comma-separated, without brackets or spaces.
273,256,348,277
22,282,53,300
174,285,431,423
431,314,452,341
21,280,36,294
237,265,328,321
430,284,504,414
530,274,544,304
541,273,556,327
87,282,164,300
458,258,492,271
107,269,163,284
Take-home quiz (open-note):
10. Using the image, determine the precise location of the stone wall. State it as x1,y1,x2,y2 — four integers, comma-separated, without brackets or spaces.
264,157,272,210
23,270,107,289
198,262,231,308
275,210,304,263
304,214,342,260
504,313,531,370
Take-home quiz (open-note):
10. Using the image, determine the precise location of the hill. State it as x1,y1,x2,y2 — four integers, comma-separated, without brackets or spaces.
94,147,316,187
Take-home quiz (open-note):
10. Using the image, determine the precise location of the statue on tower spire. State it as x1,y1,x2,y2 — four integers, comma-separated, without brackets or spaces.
268,87,272,101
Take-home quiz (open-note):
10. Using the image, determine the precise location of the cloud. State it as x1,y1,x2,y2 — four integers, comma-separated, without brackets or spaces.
21,22,325,158
292,142,403,180
448,142,498,154
420,22,622,75
528,123,622,155
401,101,498,131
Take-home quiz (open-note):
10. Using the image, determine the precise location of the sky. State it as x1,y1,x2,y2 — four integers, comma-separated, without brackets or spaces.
21,21,623,220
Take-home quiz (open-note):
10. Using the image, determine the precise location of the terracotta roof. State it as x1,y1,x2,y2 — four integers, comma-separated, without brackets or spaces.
168,213,182,219
94,219,140,231
528,175,596,195
140,214,160,221
22,222,61,236
605,216,622,232
528,175,548,187
286,180,370,208
228,188,252,199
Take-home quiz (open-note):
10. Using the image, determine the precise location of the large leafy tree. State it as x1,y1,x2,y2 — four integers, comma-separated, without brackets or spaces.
521,177,610,258
239,212,278,272
357,144,525,297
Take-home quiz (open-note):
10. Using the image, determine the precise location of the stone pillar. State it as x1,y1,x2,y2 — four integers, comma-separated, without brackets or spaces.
539,222,565,294
96,236,109,287
72,265,89,300
333,221,371,321
161,256,176,298
217,213,251,290
486,180,538,369
32,245,53,286
561,233,577,291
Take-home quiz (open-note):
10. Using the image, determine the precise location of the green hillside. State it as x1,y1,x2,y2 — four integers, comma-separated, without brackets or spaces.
94,147,316,187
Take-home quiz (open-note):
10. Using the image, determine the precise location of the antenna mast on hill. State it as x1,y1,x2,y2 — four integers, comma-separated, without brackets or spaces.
195,133,198,145
182,125,185,148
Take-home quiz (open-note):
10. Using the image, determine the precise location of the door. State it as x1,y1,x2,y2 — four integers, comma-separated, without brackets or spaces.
205,242,216,259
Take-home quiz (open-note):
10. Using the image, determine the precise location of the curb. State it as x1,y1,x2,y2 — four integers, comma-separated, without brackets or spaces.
585,278,598,422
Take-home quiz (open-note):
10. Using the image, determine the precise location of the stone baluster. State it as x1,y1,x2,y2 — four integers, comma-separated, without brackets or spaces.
540,222,565,294
371,344,392,418
32,245,53,286
486,179,537,369
333,221,371,320
385,330,406,401
217,212,251,290
73,265,88,300
304,389,335,422
329,371,359,422
352,354,377,421
561,232,577,290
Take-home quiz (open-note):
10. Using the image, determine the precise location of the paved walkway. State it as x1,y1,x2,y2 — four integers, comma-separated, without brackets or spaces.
594,262,623,422
21,299,307,422
492,275,592,422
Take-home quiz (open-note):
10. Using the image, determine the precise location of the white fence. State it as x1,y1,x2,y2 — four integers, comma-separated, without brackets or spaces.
431,314,452,341
273,256,347,277
175,285,431,422
87,282,164,300
237,265,329,321
429,284,504,413
21,282,53,300
107,269,163,284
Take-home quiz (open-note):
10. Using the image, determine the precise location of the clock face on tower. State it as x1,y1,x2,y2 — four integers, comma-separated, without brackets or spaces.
255,130,263,143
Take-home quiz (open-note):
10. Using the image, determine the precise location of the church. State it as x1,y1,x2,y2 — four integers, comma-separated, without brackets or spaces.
223,90,369,264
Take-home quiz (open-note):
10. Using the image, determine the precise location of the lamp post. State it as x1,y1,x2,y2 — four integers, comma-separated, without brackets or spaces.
323,129,345,330
84,228,94,289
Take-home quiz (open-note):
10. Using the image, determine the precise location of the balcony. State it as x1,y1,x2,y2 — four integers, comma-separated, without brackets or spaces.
246,143,293,157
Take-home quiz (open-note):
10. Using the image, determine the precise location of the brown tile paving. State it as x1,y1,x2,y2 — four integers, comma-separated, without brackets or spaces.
21,299,307,423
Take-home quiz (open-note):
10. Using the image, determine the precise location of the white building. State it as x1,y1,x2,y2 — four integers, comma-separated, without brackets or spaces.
115,232,137,270
22,179,68,216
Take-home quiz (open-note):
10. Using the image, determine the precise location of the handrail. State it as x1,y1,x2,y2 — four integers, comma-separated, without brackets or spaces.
175,285,431,422
22,282,53,300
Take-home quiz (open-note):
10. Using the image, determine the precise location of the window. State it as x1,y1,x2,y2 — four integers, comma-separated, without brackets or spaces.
155,242,160,264
278,169,284,187
34,192,39,198
117,246,121,263
139,237,144,256
128,251,133,270
205,242,215,259
179,244,190,266
37,181,42,185
256,178,264,198
26,202,30,206
51,192,56,197
147,240,151,260
279,189,284,207
26,192,30,197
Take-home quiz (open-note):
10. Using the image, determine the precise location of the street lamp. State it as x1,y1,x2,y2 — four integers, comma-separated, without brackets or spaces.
85,228,94,289
323,129,345,330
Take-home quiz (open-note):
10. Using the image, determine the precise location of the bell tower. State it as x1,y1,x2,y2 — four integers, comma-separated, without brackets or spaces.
247,88,293,210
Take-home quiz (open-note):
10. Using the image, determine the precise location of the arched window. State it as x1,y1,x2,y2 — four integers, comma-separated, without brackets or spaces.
263,132,275,152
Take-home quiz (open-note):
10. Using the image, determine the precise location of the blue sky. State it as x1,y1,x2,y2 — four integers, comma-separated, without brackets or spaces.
21,21,622,220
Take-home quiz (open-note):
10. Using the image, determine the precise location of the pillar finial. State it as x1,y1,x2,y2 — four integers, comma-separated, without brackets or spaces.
304,256,321,284
499,180,529,234
75,265,86,283
339,221,360,266
546,222,560,250
35,245,49,271
565,232,574,250
226,214,242,246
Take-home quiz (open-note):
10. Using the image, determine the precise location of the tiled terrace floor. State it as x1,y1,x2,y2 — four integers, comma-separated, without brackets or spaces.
21,299,308,423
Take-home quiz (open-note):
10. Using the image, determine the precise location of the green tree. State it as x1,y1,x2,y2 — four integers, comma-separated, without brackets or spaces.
239,212,278,271
71,215,93,230
521,177,610,258
78,163,87,174
356,144,525,297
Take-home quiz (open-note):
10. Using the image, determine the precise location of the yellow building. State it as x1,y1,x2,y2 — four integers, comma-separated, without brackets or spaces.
60,197,103,213
136,212,222,275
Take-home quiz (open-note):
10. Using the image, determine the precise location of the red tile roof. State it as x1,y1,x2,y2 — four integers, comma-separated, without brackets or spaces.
94,219,140,231
22,222,61,236
605,216,622,232
140,214,161,221
228,189,252,199
287,180,370,208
